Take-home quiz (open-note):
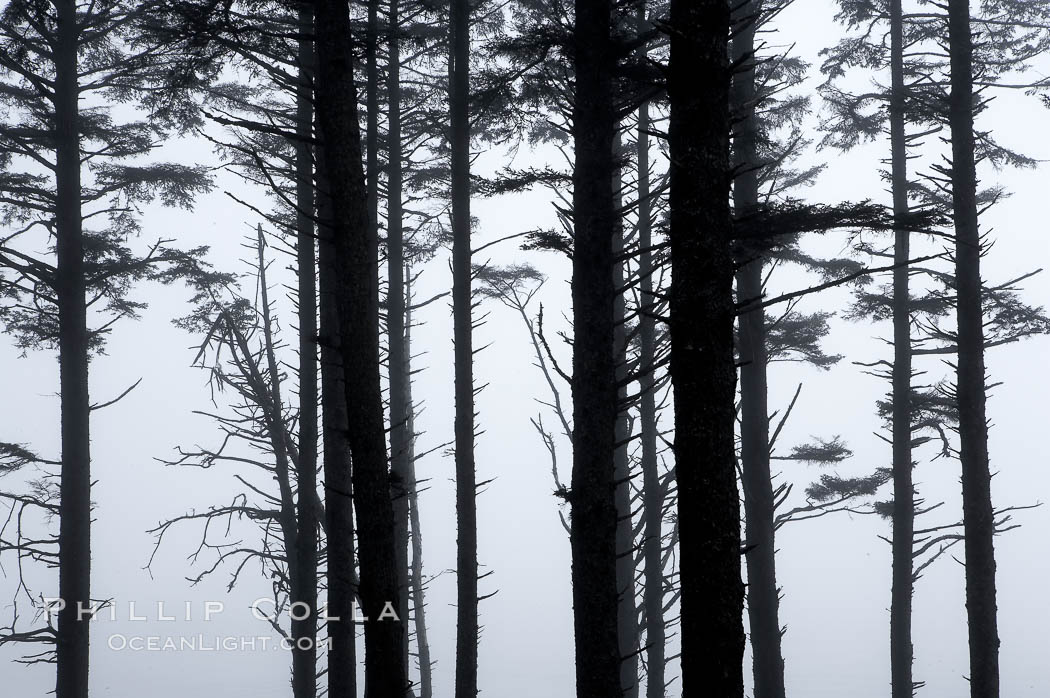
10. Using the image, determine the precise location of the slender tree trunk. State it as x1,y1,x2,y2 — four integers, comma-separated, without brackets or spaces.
386,0,413,684
405,269,433,698
736,266,783,698
570,0,620,695
293,8,319,695
256,228,303,686
731,4,786,698
366,0,380,242
54,2,91,696
667,0,744,696
613,133,639,698
449,0,479,693
888,1,915,696
318,183,357,698
634,10,664,694
636,82,665,698
314,0,407,693
946,2,999,696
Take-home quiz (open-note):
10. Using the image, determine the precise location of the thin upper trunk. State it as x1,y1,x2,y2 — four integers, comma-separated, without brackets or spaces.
313,0,407,692
450,0,479,693
613,132,639,698
570,0,621,695
405,269,433,698
367,0,380,230
55,1,91,695
256,228,302,676
888,0,915,696
667,0,744,696
293,7,319,695
732,4,786,698
946,1,999,696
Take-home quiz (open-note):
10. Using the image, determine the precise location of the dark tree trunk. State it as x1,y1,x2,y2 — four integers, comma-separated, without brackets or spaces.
888,0,915,695
449,0,479,693
946,1,999,696
293,7,319,695
318,184,357,698
667,0,744,696
613,133,640,698
313,0,407,693
386,0,413,683
54,2,91,696
570,0,621,696
731,4,786,698
636,84,665,698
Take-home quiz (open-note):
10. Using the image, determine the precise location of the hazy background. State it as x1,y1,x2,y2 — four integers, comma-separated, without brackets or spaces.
2,1,1049,695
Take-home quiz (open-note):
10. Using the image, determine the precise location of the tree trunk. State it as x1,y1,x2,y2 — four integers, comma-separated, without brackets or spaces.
449,0,479,693
256,227,303,694
570,0,621,695
366,0,380,232
613,132,639,698
386,0,413,684
888,0,915,695
313,0,407,693
731,4,786,698
318,183,357,698
405,269,433,698
54,2,91,696
667,0,744,696
293,7,319,695
946,2,999,696
636,91,665,698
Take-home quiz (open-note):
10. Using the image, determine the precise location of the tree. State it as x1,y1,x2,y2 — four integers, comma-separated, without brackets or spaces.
292,8,319,696
313,0,407,694
150,232,320,694
730,4,786,697
449,0,480,694
387,0,414,684
569,0,621,695
318,179,359,698
946,1,997,693
633,16,666,696
0,3,210,694
666,0,744,696
823,3,1050,694
147,6,330,691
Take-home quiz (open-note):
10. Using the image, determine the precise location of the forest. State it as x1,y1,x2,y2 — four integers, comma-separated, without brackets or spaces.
0,0,1049,697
